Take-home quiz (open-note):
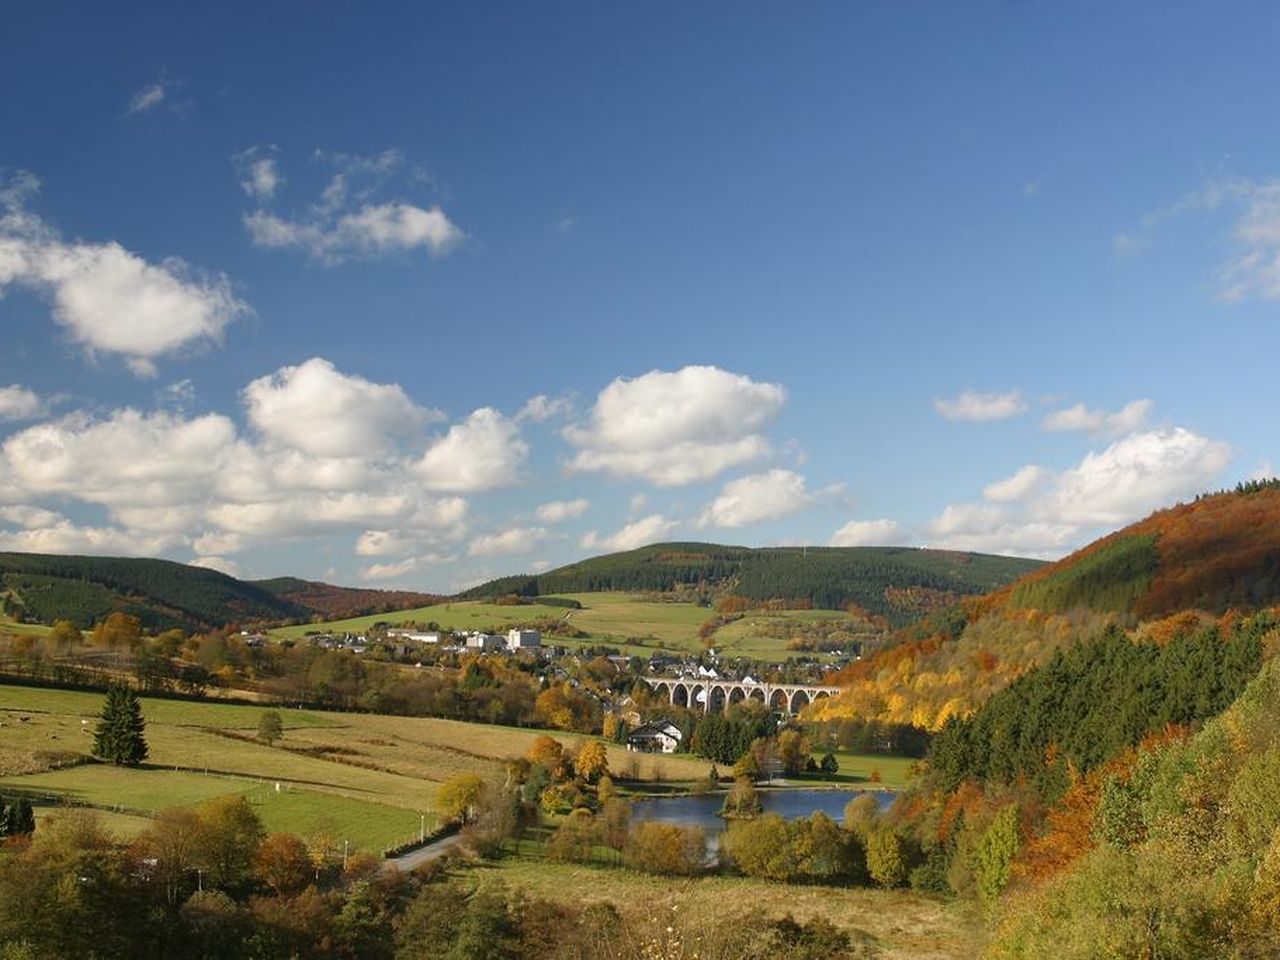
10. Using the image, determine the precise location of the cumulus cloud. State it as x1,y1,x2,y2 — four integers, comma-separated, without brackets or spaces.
243,357,436,458
359,557,422,581
982,464,1048,503
240,150,463,265
0,173,247,376
468,526,549,557
536,498,590,523
1042,399,1152,436
565,365,786,486
0,385,43,421
0,515,177,556
925,427,1232,558
0,360,473,555
355,529,412,557
934,389,1028,422
697,469,812,528
580,514,679,553
415,408,528,493
233,147,283,200
828,518,900,547
1035,428,1231,528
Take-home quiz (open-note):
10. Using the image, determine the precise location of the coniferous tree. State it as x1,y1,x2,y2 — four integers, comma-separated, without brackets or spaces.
92,683,149,766
6,798,34,836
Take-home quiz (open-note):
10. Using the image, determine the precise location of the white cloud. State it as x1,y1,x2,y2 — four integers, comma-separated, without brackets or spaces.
0,385,43,421
924,426,1232,558
1121,177,1280,302
193,531,245,555
517,394,573,423
580,514,678,553
934,389,1027,422
189,556,243,578
565,365,786,486
0,518,176,556
3,409,239,509
0,505,64,529
359,557,421,581
126,82,166,115
696,469,812,528
536,498,590,523
1042,399,1152,436
415,408,528,493
468,526,549,557
240,150,463,265
828,518,900,547
355,529,412,557
983,464,1048,503
243,357,436,458
1035,427,1231,528
233,147,283,201
0,367,471,551
0,174,247,376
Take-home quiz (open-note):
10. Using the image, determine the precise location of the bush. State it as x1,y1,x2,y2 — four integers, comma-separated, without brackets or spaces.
622,822,706,875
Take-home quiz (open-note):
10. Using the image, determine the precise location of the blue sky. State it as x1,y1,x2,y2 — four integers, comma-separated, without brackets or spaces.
1,2,1278,590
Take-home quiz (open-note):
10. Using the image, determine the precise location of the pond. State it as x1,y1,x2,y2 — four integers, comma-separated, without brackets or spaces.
629,787,895,841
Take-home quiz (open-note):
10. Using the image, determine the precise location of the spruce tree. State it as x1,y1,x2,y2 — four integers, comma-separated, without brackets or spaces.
92,683,149,766
8,799,34,836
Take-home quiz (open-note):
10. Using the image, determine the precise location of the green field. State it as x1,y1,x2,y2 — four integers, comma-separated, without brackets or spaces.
271,591,874,661
0,682,710,852
270,600,573,640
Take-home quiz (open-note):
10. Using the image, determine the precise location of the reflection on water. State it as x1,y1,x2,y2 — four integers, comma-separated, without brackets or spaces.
629,787,895,839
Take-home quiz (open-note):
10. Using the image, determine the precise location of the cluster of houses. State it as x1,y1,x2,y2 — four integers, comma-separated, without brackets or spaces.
384,627,544,656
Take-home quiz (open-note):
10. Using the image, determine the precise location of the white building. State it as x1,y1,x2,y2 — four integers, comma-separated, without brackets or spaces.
465,633,505,653
387,629,441,644
506,628,541,652
626,720,683,754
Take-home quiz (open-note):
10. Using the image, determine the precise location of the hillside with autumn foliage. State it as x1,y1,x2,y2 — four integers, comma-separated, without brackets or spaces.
831,486,1280,955
810,480,1280,732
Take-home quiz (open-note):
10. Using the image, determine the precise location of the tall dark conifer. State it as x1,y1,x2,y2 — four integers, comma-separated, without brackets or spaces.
92,683,149,766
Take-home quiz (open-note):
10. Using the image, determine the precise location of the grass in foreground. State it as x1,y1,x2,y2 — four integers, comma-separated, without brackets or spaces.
467,855,979,960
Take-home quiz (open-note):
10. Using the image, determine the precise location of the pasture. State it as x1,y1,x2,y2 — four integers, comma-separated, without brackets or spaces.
0,682,709,852
270,600,573,640
268,591,875,661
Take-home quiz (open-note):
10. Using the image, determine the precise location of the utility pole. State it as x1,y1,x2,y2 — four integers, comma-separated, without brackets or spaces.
343,839,349,870
420,813,425,844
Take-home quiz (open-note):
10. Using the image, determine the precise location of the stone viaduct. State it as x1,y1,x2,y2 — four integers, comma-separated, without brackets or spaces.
640,676,843,716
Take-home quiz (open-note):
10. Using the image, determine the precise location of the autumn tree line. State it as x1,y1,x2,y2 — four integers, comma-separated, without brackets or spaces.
857,610,1278,941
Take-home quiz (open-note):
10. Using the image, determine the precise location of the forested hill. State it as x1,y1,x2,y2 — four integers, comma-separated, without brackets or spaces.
812,481,1280,733
458,542,1043,626
989,478,1280,620
252,577,441,620
0,553,439,632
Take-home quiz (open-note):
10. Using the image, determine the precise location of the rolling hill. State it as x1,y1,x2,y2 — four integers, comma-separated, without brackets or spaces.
812,480,1280,731
460,542,1044,627
0,553,440,632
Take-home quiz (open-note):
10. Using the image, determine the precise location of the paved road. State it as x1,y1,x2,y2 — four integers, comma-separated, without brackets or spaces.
385,830,466,872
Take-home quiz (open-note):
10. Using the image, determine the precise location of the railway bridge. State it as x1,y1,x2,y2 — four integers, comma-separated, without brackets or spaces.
640,676,843,716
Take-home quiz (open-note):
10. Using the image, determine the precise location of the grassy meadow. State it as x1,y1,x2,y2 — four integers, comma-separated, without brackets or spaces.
270,590,873,661
0,682,710,853
469,857,979,960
